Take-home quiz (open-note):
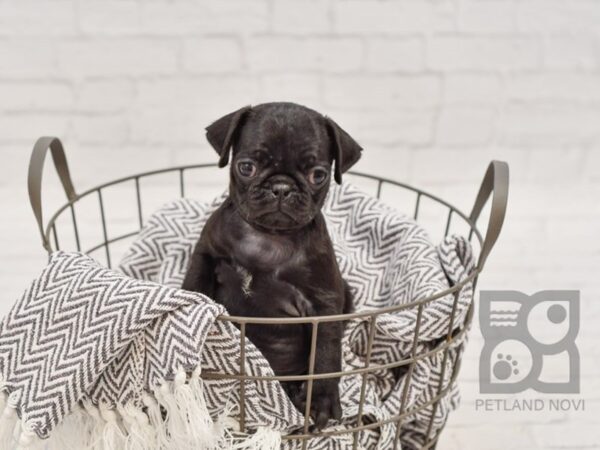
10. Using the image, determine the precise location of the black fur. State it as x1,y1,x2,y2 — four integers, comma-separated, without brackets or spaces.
182,102,361,429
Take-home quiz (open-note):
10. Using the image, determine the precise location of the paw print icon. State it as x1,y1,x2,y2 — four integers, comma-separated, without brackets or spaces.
479,290,580,394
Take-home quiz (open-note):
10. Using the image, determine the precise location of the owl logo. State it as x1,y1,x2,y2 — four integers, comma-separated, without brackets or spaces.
479,290,580,394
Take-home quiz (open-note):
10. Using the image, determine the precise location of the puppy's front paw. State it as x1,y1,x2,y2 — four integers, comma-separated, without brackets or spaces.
214,260,239,285
293,380,342,430
291,290,316,317
311,380,342,430
276,286,315,317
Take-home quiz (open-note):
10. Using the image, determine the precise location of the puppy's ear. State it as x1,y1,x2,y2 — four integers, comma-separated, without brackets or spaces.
326,117,363,184
206,105,252,168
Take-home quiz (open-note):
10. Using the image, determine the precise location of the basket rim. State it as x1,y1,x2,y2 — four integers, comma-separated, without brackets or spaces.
41,163,484,324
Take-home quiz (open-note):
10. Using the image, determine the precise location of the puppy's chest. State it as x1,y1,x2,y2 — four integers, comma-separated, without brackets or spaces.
233,231,307,272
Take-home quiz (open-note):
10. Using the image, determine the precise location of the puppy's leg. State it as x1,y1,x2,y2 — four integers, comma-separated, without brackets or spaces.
303,281,346,429
275,284,316,318
182,242,217,297
343,280,355,314
213,260,253,314
310,319,343,429
289,318,343,430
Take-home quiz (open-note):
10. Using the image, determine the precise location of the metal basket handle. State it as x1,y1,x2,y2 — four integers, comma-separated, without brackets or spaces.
469,160,509,270
28,137,77,252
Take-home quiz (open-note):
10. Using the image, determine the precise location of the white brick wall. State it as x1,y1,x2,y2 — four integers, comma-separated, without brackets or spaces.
0,1,598,448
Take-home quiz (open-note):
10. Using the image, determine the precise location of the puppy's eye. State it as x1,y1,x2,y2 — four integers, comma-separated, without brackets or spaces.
237,161,257,178
308,167,328,185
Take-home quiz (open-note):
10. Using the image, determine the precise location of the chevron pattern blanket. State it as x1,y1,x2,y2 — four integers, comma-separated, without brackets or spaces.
0,182,474,450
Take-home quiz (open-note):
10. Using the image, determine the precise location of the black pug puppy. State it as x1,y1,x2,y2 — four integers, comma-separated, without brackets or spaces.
182,102,361,429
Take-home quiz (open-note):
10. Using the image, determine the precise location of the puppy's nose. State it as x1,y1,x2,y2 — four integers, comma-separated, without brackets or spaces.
271,182,293,198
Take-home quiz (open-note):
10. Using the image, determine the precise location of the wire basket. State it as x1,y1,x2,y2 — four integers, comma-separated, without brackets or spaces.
27,137,508,450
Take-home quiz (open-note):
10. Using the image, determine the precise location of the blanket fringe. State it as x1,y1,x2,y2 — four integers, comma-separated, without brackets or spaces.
119,401,156,450
0,390,19,450
0,369,282,450
14,421,38,450
100,404,128,450
171,366,218,448
152,366,230,449
84,399,106,449
143,391,170,448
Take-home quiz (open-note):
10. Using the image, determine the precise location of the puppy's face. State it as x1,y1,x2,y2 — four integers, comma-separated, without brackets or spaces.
206,102,362,232
231,106,333,230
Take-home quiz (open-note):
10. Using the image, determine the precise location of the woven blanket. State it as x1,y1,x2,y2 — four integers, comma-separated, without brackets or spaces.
0,182,474,450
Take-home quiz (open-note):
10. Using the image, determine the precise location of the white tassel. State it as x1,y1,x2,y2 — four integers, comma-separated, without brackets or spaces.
82,400,106,450
0,390,20,450
143,391,170,449
148,367,236,450
99,403,127,450
212,398,239,449
172,367,220,449
154,377,190,449
119,401,157,450
78,404,96,449
15,420,40,450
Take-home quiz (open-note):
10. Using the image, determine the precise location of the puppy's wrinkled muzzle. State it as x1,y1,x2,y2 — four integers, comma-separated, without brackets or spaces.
243,173,314,231
266,175,298,199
